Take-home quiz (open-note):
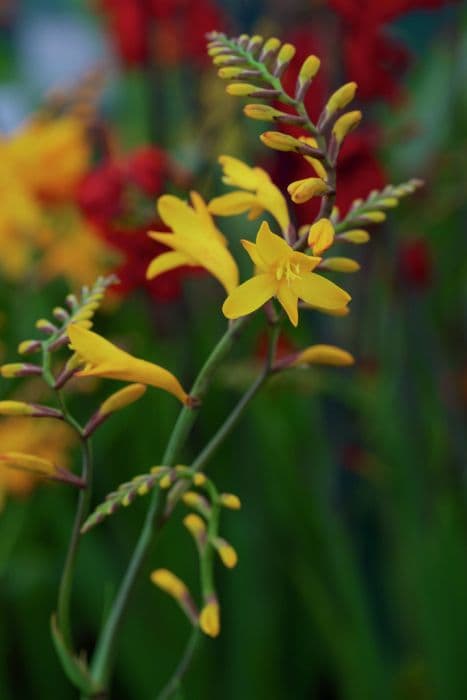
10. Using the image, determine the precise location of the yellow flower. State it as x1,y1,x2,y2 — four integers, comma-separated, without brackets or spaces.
147,191,238,295
67,324,190,405
208,156,290,234
0,416,75,509
222,222,350,326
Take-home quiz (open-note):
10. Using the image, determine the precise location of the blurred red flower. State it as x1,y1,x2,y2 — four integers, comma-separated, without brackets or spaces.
398,238,433,288
77,146,201,300
329,0,454,99
100,0,226,67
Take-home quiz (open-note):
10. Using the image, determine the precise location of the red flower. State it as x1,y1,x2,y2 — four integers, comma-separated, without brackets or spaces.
100,0,149,66
77,146,202,300
398,238,433,288
329,0,454,100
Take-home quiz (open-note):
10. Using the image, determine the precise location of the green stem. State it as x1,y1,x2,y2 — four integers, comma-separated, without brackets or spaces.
156,628,201,700
57,438,93,649
89,318,248,692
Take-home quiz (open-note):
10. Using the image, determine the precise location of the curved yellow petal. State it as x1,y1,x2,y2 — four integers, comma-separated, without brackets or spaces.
208,191,257,216
219,155,259,190
293,345,354,366
222,273,276,319
257,181,290,233
157,195,198,233
255,221,290,265
189,191,226,244
291,273,351,310
276,283,299,326
68,325,189,404
146,250,193,280
240,239,268,271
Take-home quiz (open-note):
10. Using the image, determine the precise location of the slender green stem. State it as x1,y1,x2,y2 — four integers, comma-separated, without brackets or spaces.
156,628,201,700
89,318,248,692
57,438,93,649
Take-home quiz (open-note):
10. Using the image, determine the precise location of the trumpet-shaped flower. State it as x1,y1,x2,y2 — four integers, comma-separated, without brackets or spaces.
208,156,290,234
222,222,350,326
68,324,189,404
147,191,238,295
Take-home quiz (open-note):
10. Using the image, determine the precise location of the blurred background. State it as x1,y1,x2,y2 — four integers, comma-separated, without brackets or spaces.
0,0,466,698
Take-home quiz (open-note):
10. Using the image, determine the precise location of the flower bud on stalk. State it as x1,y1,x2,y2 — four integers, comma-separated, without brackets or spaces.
83,383,146,437
0,400,63,419
151,569,199,626
319,257,361,273
317,81,357,130
259,37,281,61
17,340,42,356
273,43,296,78
0,363,42,378
35,319,58,335
199,597,221,638
295,54,320,101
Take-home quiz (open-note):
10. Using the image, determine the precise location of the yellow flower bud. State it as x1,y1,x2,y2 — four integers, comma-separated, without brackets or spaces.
213,54,237,65
260,131,301,152
378,198,398,208
213,538,238,568
339,229,370,244
159,474,173,489
299,55,321,82
287,177,329,204
308,219,335,255
182,491,206,509
226,83,259,96
363,211,386,223
277,43,296,64
208,46,229,56
99,384,146,416
217,67,244,79
332,110,362,144
183,513,206,538
0,363,41,378
193,473,207,486
35,319,55,332
0,401,35,416
150,569,187,601
17,340,41,355
244,104,285,121
220,493,241,510
293,345,355,367
199,601,220,638
320,257,361,273
0,451,56,476
262,37,281,54
326,82,357,114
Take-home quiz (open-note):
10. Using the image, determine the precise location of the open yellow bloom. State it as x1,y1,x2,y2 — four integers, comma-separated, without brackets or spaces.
222,222,350,326
68,325,189,405
147,191,238,295
208,156,290,234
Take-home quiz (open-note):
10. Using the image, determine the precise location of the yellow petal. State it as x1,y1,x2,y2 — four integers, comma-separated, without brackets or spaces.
276,284,299,326
218,155,259,190
208,191,257,216
292,273,351,310
222,273,276,319
257,181,290,233
293,345,354,366
146,250,193,280
241,240,268,271
157,195,199,234
255,221,290,264
68,325,189,404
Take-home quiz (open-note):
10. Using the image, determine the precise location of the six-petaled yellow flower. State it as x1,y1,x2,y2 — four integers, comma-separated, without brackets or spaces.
147,191,238,295
222,221,350,326
208,156,290,235
68,325,190,405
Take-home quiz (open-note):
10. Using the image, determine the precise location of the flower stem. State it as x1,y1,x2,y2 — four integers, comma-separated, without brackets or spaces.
156,628,201,700
89,318,248,692
57,438,93,649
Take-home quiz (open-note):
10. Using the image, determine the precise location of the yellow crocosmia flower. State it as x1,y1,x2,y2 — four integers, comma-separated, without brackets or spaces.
293,344,354,367
222,222,350,327
199,601,220,638
287,177,329,204
208,155,290,234
147,191,238,295
67,325,189,405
